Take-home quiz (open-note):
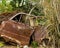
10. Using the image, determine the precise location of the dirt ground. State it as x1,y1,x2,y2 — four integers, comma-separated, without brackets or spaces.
1,46,17,48
1,45,32,48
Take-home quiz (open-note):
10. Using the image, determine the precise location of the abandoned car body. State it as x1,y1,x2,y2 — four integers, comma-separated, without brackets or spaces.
0,13,47,46
0,20,34,46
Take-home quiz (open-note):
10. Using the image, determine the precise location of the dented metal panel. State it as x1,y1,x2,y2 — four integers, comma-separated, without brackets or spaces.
0,20,34,46
32,26,47,44
0,13,48,46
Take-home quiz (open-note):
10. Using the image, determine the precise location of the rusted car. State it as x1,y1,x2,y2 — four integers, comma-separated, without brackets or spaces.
0,13,47,46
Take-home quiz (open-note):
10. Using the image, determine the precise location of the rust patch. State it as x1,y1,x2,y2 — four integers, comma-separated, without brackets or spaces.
0,20,34,46
32,26,47,44
0,15,47,46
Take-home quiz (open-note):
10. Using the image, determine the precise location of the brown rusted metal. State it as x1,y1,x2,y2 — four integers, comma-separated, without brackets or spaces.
0,13,47,46
32,26,47,44
0,20,34,46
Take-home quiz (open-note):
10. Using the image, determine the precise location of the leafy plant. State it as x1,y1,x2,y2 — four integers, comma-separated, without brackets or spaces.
0,42,5,47
31,41,38,48
10,0,44,16
0,0,13,13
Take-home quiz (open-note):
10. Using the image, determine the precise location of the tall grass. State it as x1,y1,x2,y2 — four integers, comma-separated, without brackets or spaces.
40,0,60,48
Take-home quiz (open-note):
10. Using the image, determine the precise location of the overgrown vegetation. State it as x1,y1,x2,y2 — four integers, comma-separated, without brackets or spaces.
0,0,60,48
0,0,13,13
